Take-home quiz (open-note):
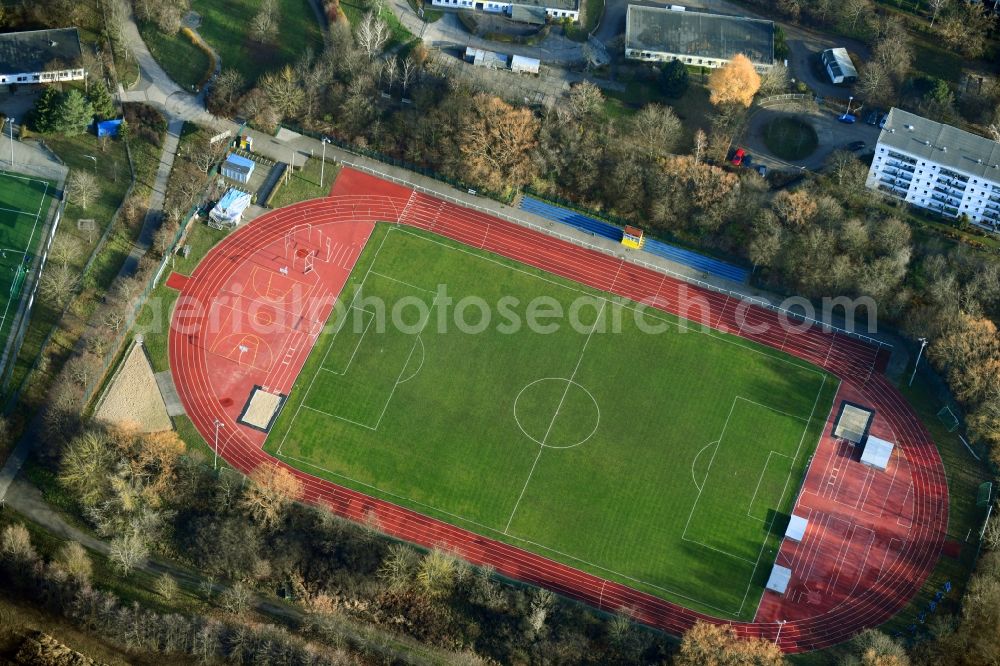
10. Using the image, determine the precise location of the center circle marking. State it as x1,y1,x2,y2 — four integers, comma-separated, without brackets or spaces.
513,377,600,449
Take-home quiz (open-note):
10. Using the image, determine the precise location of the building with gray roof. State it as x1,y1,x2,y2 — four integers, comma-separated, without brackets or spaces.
866,107,1000,231
0,28,85,86
431,0,578,23
625,6,775,72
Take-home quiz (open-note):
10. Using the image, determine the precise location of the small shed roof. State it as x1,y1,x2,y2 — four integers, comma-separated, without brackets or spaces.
223,153,255,176
785,514,808,542
766,564,791,595
510,54,541,73
861,435,894,471
821,47,858,81
0,28,83,76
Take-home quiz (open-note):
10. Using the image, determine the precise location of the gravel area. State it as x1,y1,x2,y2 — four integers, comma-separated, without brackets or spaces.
95,344,173,432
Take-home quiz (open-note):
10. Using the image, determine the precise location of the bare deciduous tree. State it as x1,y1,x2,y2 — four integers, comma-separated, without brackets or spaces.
928,0,948,25
49,234,80,269
240,463,303,529
568,81,604,120
68,170,99,210
0,523,35,561
109,531,149,576
250,0,280,42
400,55,419,94
356,11,390,60
39,263,80,305
58,541,93,583
155,572,179,600
630,104,682,158
220,581,253,616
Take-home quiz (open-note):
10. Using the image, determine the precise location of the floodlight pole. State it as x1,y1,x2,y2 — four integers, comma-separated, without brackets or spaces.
8,117,14,168
213,419,225,470
845,96,853,116
320,137,330,189
909,337,928,386
775,619,787,645
84,154,97,175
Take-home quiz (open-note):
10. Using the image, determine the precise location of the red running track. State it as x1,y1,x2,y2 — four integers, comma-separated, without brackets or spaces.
168,169,947,652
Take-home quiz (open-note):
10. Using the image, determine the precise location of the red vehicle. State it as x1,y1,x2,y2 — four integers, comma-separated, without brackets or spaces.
731,148,746,166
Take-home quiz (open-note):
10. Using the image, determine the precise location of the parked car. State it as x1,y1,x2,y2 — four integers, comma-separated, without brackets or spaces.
846,140,866,151
756,164,768,177
742,154,753,167
864,110,880,125
838,114,857,124
879,113,889,128
731,148,746,166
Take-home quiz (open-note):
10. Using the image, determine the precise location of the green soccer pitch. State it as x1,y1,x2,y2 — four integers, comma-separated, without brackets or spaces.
267,224,839,620
0,170,53,346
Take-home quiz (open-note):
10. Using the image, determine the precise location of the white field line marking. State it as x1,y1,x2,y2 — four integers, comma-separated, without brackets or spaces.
275,229,392,455
386,226,824,377
504,300,608,535
320,307,375,376
397,336,426,385
310,305,432,431
736,396,812,422
680,397,739,541
0,179,48,333
746,450,792,521
275,448,748,617
690,441,718,493
739,374,830,616
368,269,437,295
277,226,832,617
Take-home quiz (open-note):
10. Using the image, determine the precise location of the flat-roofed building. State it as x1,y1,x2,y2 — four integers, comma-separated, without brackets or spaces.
0,28,85,86
431,0,579,22
625,6,775,72
867,107,1000,231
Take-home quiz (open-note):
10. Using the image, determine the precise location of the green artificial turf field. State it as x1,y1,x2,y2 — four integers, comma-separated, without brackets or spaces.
267,224,839,619
0,170,52,345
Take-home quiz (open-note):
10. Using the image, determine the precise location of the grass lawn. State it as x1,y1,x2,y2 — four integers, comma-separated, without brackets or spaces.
269,159,340,207
267,224,837,620
604,80,713,149
137,21,212,91
131,221,229,461
0,171,54,350
341,0,416,49
566,0,604,41
763,117,819,161
190,0,324,83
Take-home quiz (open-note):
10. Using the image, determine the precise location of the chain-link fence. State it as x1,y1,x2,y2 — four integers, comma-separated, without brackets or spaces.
277,122,516,204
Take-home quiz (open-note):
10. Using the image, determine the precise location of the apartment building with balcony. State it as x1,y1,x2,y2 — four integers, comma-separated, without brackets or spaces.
866,107,1000,230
